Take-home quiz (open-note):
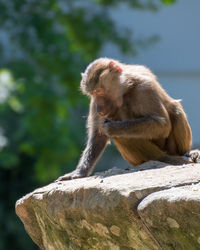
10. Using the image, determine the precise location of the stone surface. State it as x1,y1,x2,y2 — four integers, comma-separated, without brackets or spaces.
138,183,200,250
16,161,200,249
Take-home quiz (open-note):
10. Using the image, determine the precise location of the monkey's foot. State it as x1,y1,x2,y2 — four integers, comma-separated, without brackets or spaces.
190,150,200,163
55,170,86,182
185,150,200,163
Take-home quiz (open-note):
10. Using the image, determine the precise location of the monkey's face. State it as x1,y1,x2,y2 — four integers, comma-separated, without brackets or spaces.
92,88,118,118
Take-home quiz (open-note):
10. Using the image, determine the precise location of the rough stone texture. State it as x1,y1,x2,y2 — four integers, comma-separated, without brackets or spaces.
138,184,200,249
16,161,200,250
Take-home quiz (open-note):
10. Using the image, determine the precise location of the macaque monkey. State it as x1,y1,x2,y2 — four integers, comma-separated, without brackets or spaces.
57,58,199,181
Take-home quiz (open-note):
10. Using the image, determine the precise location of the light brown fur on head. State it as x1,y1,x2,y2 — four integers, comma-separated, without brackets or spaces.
80,58,131,109
80,58,122,95
80,57,158,95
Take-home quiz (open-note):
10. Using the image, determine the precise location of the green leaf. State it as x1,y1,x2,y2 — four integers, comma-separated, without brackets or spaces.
161,0,176,4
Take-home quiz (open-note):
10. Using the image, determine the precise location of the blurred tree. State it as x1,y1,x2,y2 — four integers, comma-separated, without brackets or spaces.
0,0,175,249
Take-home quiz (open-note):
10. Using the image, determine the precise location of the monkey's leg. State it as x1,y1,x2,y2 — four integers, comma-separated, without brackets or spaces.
167,106,192,155
158,154,192,165
159,149,200,165
56,132,108,181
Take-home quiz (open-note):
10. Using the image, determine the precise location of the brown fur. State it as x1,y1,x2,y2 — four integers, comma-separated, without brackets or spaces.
57,58,194,181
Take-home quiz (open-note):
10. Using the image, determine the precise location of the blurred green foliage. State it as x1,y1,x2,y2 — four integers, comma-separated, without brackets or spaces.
0,0,174,249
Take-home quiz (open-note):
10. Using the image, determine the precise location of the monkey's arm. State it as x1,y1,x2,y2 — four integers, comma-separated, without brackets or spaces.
56,131,108,181
102,115,171,139
57,132,108,181
56,99,108,181
103,85,172,139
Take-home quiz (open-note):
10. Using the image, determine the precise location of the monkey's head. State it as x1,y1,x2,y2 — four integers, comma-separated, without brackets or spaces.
80,58,124,118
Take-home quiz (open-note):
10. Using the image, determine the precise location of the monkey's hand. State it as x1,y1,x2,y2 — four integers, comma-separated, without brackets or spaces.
102,120,120,137
55,169,86,182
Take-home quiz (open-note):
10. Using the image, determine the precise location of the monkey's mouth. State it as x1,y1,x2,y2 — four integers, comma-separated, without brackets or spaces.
98,111,110,117
98,109,117,118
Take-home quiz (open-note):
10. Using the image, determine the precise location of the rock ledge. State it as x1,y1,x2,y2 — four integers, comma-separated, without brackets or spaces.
16,162,200,249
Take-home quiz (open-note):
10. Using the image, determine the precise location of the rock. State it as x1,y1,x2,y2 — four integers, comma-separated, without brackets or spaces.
138,183,200,249
16,162,200,249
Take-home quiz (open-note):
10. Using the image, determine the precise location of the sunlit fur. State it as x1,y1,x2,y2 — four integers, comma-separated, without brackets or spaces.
81,58,192,166
57,58,194,181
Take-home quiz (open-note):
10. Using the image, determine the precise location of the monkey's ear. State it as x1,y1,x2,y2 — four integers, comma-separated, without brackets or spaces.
81,73,85,78
109,61,122,73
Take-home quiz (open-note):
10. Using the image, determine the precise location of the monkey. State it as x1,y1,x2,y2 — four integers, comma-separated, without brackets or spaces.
57,58,199,181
